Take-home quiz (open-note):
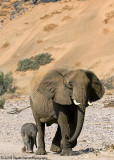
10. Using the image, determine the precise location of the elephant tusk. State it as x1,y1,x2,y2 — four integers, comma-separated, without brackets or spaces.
73,99,80,105
88,101,93,106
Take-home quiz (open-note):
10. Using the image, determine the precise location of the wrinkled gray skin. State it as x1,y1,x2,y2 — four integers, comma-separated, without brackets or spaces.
21,123,38,153
10,68,105,156
30,68,105,156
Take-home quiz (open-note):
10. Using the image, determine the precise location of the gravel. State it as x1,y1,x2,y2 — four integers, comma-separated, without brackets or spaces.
0,94,114,156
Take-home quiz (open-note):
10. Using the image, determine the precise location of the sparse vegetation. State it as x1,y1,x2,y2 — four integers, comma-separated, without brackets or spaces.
105,144,114,150
0,71,16,95
0,97,5,109
0,10,7,16
2,42,10,48
102,75,114,89
104,10,114,24
17,53,54,71
37,39,43,44
62,16,71,21
44,24,58,32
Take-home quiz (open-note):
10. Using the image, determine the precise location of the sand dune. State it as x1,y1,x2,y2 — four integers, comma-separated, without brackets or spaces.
0,0,114,92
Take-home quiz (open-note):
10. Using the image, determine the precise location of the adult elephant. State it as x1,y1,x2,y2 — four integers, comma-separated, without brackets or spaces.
9,68,105,156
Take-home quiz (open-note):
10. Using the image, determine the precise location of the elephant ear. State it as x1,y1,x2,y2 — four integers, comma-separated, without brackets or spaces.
85,71,105,102
37,68,72,105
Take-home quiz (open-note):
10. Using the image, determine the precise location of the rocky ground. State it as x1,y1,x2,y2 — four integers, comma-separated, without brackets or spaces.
0,0,38,26
0,93,114,160
0,0,58,27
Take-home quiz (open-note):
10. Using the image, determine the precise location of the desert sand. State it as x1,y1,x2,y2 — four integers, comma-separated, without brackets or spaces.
0,0,114,93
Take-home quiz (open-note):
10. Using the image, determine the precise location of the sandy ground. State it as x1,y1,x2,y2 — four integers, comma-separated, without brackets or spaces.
0,0,114,93
0,94,114,160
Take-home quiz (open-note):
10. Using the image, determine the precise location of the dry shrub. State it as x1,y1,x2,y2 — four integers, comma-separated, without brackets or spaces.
24,22,29,24
37,40,43,44
102,75,114,90
61,15,71,21
44,24,58,32
0,97,5,109
104,10,114,24
40,14,51,20
2,42,10,48
62,5,73,11
104,100,114,108
0,10,7,16
40,11,61,20
2,4,11,9
105,144,114,150
51,10,61,15
102,28,110,34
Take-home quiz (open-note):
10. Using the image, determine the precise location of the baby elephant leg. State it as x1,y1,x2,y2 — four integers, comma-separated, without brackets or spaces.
22,135,32,153
21,136,27,152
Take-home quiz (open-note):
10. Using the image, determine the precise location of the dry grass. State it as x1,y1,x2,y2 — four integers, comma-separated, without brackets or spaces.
61,15,71,21
24,22,29,25
2,4,11,9
74,62,81,67
2,42,10,48
40,14,51,20
44,24,58,32
104,10,114,24
105,144,114,150
37,40,43,44
0,10,7,16
102,28,110,34
104,101,114,108
51,10,61,15
62,5,73,11
102,75,114,90
40,11,61,20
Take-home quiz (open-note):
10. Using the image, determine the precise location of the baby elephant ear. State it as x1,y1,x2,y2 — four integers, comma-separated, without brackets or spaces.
85,71,105,102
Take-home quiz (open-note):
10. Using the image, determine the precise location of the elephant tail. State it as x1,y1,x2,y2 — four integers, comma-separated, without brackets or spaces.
7,106,31,114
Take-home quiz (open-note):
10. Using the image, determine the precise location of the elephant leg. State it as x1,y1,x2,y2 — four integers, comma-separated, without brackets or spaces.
57,108,75,156
29,137,34,153
22,135,32,153
21,135,26,152
25,136,33,153
50,125,62,152
22,146,26,152
35,120,46,155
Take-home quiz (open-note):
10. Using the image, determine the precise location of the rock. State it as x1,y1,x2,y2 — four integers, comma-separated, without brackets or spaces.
23,8,27,12
24,0,30,2
0,20,4,23
40,0,58,3
32,0,37,4
13,1,21,13
10,11,16,20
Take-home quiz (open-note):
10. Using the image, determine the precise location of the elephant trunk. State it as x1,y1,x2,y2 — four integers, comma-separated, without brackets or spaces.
67,105,85,143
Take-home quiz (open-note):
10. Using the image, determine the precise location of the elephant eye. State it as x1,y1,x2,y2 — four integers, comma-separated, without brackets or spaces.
68,81,73,88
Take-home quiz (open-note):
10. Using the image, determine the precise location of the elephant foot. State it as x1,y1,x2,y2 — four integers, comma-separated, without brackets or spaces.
21,146,26,153
50,144,61,153
26,150,33,153
35,149,47,155
60,148,75,156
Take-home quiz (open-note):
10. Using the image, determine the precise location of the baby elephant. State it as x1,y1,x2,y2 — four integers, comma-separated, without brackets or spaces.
21,123,38,153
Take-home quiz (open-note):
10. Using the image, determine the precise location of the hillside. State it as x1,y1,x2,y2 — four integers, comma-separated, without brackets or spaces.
0,0,114,93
